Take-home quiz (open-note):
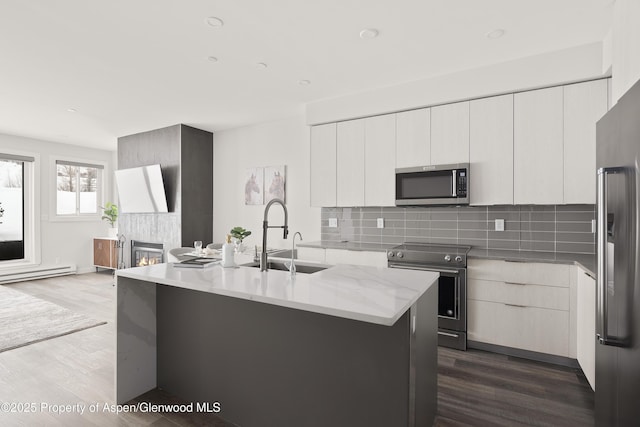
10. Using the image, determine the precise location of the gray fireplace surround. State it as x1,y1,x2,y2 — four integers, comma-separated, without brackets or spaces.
117,124,213,267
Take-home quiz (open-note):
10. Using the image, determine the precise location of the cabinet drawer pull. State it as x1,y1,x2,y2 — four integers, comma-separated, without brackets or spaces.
504,303,527,308
505,281,527,286
438,331,459,338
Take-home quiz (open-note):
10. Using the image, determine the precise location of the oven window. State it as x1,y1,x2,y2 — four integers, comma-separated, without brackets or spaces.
438,275,457,319
397,171,453,199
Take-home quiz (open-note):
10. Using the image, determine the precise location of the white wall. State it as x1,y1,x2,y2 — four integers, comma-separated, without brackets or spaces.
213,116,320,250
0,132,116,273
611,0,640,102
307,42,605,125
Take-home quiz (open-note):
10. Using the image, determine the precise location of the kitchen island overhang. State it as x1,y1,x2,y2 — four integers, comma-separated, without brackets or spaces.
116,262,439,427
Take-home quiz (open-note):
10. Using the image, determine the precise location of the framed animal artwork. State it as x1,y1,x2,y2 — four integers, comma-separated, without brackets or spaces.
264,165,286,204
244,167,264,205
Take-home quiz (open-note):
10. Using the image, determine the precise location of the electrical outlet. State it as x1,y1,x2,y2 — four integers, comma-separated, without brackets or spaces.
495,219,505,232
377,218,385,229
328,218,338,228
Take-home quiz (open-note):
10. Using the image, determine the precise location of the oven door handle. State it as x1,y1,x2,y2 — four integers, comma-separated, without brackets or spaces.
388,264,461,275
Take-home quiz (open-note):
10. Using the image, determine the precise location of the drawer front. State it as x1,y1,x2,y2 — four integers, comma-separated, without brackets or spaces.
468,259,570,287
468,278,569,311
468,300,569,357
325,249,387,268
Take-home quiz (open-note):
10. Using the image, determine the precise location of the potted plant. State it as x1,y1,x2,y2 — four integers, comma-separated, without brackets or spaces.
101,202,118,238
230,226,251,253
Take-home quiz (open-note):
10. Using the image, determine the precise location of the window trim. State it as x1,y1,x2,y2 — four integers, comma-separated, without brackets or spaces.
0,149,40,269
50,156,107,222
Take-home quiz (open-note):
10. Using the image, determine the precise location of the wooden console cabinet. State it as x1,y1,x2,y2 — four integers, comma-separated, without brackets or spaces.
93,238,118,270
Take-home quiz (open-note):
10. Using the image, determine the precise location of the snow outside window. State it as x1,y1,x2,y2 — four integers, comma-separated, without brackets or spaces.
55,160,103,217
0,152,35,264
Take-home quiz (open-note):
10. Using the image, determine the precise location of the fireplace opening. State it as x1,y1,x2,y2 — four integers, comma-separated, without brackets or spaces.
131,240,164,267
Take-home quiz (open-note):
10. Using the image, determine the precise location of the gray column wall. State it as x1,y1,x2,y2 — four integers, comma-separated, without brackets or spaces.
117,124,213,265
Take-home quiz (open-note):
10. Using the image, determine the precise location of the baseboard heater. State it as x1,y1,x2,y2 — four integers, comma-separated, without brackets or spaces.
0,265,77,284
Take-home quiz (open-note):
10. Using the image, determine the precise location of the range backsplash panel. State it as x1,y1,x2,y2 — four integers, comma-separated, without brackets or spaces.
321,205,595,254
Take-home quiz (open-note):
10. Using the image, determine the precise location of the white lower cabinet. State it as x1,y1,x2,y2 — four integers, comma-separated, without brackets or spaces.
296,247,326,263
468,300,570,356
297,247,387,268
467,259,574,357
576,267,596,390
325,249,388,268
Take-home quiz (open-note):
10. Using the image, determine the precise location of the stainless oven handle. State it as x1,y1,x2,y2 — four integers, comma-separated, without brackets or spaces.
596,166,626,347
452,169,457,197
388,264,461,275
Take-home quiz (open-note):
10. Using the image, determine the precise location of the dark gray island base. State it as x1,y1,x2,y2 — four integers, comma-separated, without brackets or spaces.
116,264,438,427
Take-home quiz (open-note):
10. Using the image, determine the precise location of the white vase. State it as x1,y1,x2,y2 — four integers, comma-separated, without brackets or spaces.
107,227,118,238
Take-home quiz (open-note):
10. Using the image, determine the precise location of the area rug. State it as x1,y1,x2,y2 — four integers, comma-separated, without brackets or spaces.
0,285,107,353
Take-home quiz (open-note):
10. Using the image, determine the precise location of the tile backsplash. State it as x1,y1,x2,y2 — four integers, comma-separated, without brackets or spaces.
321,205,596,254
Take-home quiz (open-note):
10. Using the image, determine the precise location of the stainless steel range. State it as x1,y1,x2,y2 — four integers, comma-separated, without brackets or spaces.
387,242,470,350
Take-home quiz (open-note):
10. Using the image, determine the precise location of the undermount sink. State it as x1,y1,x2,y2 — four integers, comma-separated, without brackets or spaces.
242,260,330,274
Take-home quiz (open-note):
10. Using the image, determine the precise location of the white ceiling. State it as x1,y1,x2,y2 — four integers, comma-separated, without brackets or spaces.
0,0,612,151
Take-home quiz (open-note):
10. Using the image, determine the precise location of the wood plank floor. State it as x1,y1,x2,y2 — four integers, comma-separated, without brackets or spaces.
435,348,594,426
0,273,594,426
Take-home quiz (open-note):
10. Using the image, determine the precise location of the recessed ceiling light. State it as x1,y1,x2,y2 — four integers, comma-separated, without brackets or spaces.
256,62,268,69
207,56,219,62
206,16,224,28
298,79,311,86
66,108,77,113
486,29,505,39
359,28,379,39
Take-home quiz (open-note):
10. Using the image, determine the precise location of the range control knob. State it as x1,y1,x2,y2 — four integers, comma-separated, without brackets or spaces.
444,255,451,262
397,251,404,258
455,256,463,263
387,251,395,258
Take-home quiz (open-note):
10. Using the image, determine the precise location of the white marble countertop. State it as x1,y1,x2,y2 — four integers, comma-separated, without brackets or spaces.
299,240,596,276
116,256,438,326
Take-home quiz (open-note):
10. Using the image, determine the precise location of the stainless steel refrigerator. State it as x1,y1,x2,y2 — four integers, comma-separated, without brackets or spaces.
595,78,640,426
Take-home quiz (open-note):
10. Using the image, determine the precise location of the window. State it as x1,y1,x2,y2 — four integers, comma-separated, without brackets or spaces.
55,160,103,216
0,153,34,263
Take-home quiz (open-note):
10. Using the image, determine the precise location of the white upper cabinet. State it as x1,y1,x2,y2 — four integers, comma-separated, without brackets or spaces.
396,108,430,168
313,78,609,208
431,101,470,165
336,119,365,207
563,80,608,204
364,114,396,206
514,86,564,204
469,94,514,205
310,123,337,207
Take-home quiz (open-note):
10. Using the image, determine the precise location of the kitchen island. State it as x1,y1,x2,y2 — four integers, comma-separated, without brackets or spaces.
116,259,438,427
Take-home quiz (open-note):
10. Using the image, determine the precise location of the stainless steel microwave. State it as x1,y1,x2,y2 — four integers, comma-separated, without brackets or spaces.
395,163,469,206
